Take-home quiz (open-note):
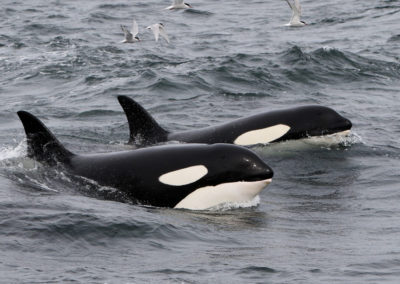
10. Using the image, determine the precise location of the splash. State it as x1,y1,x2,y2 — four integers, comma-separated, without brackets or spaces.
207,196,260,212
0,140,27,161
304,131,363,148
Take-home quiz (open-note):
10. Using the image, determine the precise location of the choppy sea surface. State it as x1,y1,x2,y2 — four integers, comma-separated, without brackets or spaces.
1,0,400,283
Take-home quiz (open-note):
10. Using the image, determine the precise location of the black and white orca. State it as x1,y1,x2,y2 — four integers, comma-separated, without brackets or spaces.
17,111,273,210
117,96,352,147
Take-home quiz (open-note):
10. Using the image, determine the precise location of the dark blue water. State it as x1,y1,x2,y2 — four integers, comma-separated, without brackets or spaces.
1,0,400,283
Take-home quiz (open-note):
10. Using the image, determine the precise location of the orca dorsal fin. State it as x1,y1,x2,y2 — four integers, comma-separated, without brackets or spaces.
17,111,74,166
117,96,168,145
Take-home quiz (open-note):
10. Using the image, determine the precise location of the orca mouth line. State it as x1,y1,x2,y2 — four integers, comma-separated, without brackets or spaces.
243,173,274,182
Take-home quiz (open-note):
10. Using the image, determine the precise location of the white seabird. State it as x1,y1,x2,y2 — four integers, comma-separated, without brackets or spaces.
121,19,140,43
146,23,170,43
165,0,192,10
285,0,306,27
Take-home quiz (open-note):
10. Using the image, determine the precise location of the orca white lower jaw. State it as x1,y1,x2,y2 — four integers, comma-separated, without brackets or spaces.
334,130,351,136
174,179,272,210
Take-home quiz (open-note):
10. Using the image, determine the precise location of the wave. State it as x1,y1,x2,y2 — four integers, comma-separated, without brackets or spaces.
97,4,130,9
75,109,121,117
0,208,209,245
388,34,400,42
183,9,214,16
237,265,277,274
7,34,397,103
279,46,400,85
86,12,120,22
23,23,66,36
135,47,400,98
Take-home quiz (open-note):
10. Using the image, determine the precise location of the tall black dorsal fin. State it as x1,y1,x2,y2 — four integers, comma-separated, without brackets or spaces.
117,96,168,145
17,111,74,166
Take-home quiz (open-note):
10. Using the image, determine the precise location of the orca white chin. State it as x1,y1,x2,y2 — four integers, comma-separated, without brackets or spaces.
174,178,272,210
334,130,351,136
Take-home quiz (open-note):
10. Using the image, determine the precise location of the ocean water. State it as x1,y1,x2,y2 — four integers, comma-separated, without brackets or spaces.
1,0,400,283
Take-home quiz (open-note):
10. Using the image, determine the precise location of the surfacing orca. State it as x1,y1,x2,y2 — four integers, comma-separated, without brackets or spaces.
17,111,273,210
117,96,352,147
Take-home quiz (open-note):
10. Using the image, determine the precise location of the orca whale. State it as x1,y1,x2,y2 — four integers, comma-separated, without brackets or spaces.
117,96,352,147
17,111,273,210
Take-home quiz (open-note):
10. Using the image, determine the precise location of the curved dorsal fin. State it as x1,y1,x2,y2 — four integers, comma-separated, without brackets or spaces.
17,111,74,166
117,96,168,145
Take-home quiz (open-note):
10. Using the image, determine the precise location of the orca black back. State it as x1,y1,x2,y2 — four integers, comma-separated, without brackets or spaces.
17,111,274,209
17,111,73,166
118,96,168,145
117,96,352,147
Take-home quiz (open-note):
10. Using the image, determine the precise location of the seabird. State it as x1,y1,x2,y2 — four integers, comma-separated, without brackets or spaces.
285,0,306,27
146,23,170,43
121,19,140,43
165,0,192,10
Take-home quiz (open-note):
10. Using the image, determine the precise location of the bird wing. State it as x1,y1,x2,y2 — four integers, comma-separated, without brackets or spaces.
285,0,294,10
121,25,133,41
131,19,139,37
174,0,184,5
147,25,160,42
294,0,302,16
286,0,301,23
159,25,170,43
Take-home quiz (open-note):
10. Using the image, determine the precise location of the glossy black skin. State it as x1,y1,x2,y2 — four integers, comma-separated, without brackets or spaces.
70,144,272,207
170,106,352,144
17,111,273,208
117,96,352,147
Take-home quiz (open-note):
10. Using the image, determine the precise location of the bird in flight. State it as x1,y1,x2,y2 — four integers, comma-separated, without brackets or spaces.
165,0,192,10
121,19,140,43
147,23,170,43
285,0,306,27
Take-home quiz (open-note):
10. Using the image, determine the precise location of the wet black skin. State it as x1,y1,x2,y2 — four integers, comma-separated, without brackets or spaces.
117,96,352,147
17,111,273,208
70,143,273,207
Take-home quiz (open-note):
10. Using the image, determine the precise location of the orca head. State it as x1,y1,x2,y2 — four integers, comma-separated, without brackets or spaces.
201,143,273,183
148,143,273,210
285,106,352,139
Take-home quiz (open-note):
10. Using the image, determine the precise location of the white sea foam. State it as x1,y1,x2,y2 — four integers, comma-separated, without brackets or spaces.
303,131,363,147
207,195,260,211
0,140,26,161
